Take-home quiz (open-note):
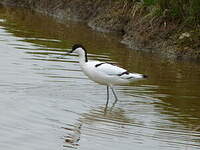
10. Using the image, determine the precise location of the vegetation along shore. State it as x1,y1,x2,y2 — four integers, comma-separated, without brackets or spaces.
1,0,200,61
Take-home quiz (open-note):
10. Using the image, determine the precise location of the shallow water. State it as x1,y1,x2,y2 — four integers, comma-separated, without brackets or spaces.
0,5,200,150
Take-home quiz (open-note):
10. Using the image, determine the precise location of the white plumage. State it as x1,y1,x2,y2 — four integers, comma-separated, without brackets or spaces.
69,44,147,106
82,60,145,85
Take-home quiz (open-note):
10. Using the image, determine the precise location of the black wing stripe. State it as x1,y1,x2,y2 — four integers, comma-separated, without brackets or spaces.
118,71,129,76
95,63,105,67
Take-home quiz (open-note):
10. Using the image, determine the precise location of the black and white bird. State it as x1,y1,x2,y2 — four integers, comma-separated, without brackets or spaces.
69,44,147,106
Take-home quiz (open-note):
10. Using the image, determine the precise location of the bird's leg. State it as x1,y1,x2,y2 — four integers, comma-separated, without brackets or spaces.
106,85,109,106
110,86,119,102
104,86,109,112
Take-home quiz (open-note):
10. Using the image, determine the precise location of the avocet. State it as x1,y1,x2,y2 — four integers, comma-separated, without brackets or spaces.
69,44,147,106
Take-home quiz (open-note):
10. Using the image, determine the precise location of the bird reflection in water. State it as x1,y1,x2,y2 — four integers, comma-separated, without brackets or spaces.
62,105,135,149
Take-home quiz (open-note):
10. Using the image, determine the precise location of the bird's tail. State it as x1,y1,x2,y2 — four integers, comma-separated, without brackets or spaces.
124,73,148,80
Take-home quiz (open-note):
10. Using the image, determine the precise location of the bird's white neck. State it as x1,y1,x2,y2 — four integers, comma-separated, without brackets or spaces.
78,54,87,66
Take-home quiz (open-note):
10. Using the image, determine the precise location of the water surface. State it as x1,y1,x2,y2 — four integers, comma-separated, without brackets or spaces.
0,5,200,150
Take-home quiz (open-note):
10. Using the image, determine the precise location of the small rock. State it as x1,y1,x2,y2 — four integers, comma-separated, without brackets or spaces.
179,32,191,40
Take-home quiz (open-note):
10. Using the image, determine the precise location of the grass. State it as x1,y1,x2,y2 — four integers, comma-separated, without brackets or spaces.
115,0,200,55
119,0,200,26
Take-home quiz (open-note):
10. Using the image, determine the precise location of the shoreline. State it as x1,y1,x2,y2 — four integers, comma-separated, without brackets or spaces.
1,0,200,61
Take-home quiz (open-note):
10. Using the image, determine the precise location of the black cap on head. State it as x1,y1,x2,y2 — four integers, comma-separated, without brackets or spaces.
72,44,85,51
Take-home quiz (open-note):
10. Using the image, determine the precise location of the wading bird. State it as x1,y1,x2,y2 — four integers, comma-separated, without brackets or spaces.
69,44,147,106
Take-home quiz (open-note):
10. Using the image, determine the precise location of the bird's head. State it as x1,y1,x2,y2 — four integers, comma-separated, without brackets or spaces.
69,44,88,62
69,44,87,56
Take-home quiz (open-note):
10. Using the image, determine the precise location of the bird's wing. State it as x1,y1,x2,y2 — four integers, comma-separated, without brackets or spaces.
92,61,127,76
88,61,145,80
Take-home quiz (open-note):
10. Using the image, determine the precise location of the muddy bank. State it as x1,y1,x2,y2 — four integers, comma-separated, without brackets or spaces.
1,0,200,60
